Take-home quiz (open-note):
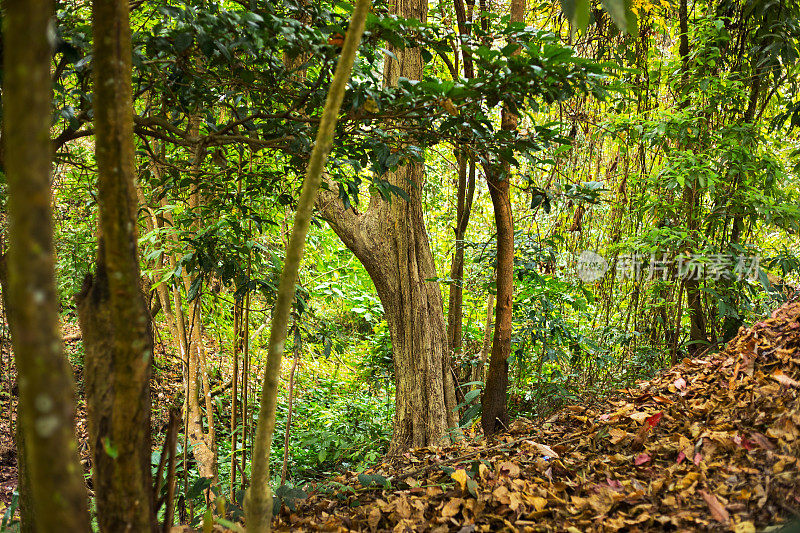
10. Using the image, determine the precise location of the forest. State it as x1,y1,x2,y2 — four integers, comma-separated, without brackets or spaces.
0,0,798,530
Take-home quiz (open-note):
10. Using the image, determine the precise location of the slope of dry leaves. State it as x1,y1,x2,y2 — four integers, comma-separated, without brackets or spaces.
281,301,800,532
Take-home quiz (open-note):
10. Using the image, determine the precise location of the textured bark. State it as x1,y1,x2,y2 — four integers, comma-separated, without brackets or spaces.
318,0,458,452
180,140,217,483
481,169,513,435
2,2,92,531
76,0,156,530
480,0,524,436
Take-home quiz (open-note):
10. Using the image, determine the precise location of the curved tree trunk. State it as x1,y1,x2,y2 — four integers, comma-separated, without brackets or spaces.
317,0,458,453
2,2,91,529
76,0,156,530
319,170,458,451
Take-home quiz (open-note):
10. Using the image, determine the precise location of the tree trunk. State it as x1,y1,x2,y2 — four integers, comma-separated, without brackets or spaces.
677,0,708,356
446,0,477,359
481,169,514,435
245,4,372,528
76,0,156,530
317,0,458,451
140,164,217,482
446,153,476,358
2,2,91,531
180,140,217,482
480,0,524,436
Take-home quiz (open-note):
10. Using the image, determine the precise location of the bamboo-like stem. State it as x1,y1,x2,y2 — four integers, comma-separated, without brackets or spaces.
244,1,372,530
281,325,301,485
242,248,252,486
230,301,240,502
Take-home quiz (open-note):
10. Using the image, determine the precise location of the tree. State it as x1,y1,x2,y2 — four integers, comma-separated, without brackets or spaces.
2,1,92,531
317,0,460,453
480,0,526,436
76,0,156,530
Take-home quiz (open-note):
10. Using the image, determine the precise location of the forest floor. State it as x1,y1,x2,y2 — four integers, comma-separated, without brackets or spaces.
282,301,800,532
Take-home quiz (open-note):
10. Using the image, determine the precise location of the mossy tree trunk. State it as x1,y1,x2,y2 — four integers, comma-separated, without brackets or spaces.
2,1,91,531
76,0,156,531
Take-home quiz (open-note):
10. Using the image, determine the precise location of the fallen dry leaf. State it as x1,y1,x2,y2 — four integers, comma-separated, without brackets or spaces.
699,490,730,524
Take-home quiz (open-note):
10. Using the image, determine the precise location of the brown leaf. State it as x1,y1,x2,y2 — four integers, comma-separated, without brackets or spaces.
699,490,730,525
451,468,468,491
497,461,520,478
532,442,559,458
608,428,629,444
367,507,381,531
441,497,464,518
772,369,800,387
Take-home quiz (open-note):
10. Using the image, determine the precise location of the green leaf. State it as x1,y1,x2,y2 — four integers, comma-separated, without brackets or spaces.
274,485,308,512
173,31,193,53
187,274,203,302
214,517,244,532
357,473,390,488
600,0,637,33
102,437,118,459
463,389,481,404
466,478,479,497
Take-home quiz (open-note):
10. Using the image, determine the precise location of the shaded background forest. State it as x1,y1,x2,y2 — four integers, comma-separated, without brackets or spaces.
0,0,798,528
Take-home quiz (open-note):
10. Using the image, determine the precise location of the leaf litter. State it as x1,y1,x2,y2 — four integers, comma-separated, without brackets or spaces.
277,300,800,531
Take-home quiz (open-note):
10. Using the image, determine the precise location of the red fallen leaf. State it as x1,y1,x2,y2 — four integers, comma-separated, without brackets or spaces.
693,453,702,466
634,453,651,465
645,412,663,428
733,434,755,450
676,451,686,464
699,490,730,525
